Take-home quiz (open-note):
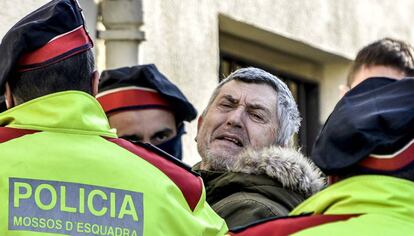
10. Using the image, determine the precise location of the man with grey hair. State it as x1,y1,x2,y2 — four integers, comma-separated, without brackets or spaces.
194,67,325,229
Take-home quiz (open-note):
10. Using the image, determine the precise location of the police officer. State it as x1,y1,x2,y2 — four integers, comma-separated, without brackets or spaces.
0,0,227,235
97,65,197,160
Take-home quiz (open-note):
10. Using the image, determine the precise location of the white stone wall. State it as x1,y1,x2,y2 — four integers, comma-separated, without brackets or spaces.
0,1,49,37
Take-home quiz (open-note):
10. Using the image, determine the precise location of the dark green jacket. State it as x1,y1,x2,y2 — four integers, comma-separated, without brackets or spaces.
194,146,325,228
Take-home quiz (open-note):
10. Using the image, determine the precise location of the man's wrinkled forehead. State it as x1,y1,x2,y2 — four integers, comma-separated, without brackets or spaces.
215,80,277,109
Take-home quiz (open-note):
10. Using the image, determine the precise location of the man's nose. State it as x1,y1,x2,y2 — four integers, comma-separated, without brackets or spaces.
225,107,244,128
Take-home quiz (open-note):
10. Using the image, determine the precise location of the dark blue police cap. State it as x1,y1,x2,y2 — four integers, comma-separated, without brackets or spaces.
0,0,93,92
312,77,414,175
97,64,197,124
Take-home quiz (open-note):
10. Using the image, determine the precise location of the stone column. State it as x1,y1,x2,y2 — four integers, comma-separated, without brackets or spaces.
99,0,145,69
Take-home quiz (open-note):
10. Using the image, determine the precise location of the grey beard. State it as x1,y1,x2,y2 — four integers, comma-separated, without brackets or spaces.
200,147,249,172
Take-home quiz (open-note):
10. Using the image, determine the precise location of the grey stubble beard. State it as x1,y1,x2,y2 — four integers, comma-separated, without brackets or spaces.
200,147,241,172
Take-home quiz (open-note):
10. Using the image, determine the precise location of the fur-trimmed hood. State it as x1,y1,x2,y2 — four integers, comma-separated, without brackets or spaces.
203,146,326,198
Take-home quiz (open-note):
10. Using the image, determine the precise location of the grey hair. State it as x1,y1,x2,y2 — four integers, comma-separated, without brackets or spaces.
203,67,301,146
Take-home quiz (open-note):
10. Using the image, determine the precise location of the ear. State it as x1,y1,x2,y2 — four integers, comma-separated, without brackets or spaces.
197,116,203,132
4,82,15,109
194,116,204,142
91,70,100,96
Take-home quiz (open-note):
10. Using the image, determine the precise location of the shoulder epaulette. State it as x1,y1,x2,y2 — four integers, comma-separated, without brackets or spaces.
228,213,358,236
0,127,39,143
106,138,203,211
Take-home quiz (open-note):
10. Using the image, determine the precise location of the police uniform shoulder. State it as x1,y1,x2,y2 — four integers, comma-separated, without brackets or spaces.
106,138,203,211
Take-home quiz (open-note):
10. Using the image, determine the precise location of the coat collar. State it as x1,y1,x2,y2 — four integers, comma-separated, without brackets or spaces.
196,146,326,198
0,91,116,138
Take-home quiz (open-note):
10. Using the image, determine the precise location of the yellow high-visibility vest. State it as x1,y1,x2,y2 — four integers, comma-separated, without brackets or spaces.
0,91,227,236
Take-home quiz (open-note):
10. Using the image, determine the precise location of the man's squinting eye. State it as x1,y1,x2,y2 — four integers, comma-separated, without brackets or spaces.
218,97,237,110
251,112,263,121
219,101,234,109
248,109,269,123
